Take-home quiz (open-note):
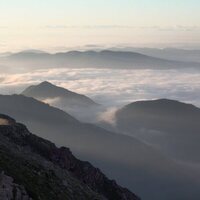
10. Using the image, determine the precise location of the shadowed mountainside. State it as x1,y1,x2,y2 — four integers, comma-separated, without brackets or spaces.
0,114,139,200
0,95,199,200
115,99,200,162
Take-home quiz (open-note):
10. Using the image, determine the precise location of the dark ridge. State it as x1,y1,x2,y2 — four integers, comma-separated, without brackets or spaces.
0,116,140,200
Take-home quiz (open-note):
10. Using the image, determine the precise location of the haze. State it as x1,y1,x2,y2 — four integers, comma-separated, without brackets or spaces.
0,0,200,52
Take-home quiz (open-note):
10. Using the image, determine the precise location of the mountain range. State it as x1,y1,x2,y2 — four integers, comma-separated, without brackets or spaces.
0,94,199,200
22,82,200,164
1,50,200,71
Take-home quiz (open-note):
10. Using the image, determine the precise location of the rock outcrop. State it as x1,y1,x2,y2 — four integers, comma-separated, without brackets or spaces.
0,171,32,200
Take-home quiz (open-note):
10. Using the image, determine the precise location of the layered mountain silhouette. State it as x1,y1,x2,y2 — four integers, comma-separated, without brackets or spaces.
115,99,200,162
22,81,100,122
0,95,200,200
2,50,200,70
109,47,200,63
0,114,139,200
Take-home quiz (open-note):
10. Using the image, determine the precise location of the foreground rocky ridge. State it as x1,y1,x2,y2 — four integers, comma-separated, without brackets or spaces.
0,114,140,200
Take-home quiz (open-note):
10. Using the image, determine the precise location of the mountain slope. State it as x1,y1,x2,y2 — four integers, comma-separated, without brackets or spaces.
0,114,139,200
2,50,200,70
0,95,199,200
115,99,200,162
22,81,98,107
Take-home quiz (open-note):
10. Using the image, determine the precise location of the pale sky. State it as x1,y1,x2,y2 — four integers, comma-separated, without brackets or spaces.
0,0,200,52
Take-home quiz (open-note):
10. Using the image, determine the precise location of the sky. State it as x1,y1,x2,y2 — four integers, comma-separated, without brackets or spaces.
0,0,200,52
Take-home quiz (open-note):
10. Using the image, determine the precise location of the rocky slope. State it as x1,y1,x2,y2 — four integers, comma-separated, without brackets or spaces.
0,172,32,200
0,114,140,200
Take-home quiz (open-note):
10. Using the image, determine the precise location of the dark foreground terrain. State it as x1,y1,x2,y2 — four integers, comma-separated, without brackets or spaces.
0,114,139,200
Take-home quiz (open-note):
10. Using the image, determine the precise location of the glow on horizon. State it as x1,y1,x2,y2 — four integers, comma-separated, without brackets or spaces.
0,0,200,52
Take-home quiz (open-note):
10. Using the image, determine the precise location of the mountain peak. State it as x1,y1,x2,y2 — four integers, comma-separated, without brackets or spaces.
22,81,68,97
38,81,54,87
22,81,98,107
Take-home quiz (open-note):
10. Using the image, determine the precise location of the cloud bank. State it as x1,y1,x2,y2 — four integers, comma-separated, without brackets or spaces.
0,68,200,107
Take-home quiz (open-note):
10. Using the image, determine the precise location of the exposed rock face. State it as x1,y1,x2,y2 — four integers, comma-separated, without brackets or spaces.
0,114,140,200
50,147,139,200
0,171,32,200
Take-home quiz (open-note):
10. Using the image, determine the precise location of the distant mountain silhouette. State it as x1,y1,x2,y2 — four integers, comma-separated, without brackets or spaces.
22,81,98,107
2,50,200,70
0,114,139,200
109,47,200,63
22,81,100,122
0,95,199,200
115,99,200,162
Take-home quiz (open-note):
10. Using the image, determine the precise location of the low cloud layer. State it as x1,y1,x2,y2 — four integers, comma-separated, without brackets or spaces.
0,68,200,107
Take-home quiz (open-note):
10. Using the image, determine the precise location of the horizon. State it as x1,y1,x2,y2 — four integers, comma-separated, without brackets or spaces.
2,45,200,55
